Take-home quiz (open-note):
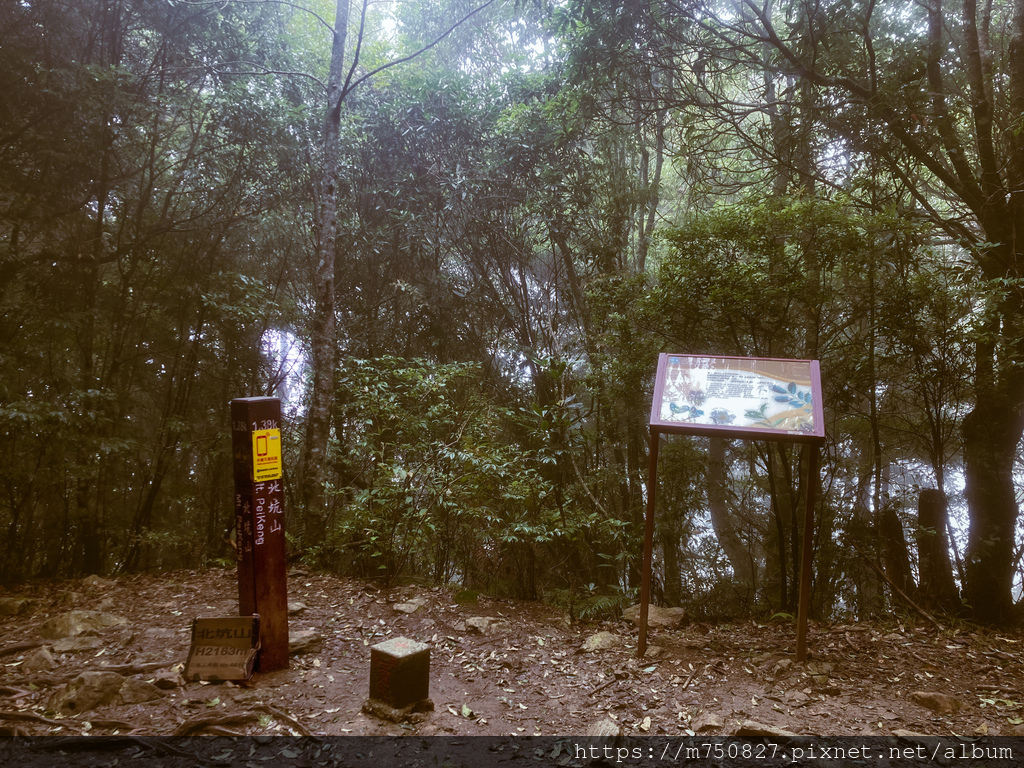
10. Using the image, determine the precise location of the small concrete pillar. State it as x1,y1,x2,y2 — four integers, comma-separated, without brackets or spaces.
363,636,433,722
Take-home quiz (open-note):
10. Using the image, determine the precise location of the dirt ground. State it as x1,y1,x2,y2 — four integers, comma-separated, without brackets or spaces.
1,566,1023,741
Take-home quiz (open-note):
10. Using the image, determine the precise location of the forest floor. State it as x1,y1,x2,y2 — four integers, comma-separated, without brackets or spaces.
1,566,1023,745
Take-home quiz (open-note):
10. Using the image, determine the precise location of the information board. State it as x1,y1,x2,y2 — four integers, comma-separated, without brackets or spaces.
639,353,826,662
650,354,824,443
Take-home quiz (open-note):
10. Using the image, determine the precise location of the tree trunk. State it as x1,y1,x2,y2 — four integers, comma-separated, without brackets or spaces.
963,396,1024,623
763,446,788,609
879,503,915,600
707,438,754,592
916,488,960,612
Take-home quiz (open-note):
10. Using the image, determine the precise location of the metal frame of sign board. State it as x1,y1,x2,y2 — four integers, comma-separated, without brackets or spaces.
640,354,826,662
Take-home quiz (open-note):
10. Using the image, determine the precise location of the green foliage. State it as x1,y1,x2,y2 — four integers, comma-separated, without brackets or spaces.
0,0,310,579
307,358,542,587
301,356,640,603
545,582,635,622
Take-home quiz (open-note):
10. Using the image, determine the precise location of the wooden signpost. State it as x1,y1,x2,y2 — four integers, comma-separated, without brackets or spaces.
231,397,289,672
640,354,826,661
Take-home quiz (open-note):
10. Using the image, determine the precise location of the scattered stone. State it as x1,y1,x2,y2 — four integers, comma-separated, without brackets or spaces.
772,659,794,675
52,636,105,653
586,717,624,740
465,616,510,636
734,720,799,739
580,631,622,653
288,629,323,655
692,712,724,732
38,610,128,640
96,597,116,612
49,671,125,714
804,660,832,676
82,575,115,588
623,604,687,629
909,691,962,714
117,677,165,705
393,602,423,614
288,602,308,615
22,645,56,672
152,667,186,690
803,660,833,685
0,596,37,617
487,619,511,636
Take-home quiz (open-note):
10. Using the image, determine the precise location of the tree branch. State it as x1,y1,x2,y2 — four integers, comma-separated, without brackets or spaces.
180,0,336,34
340,0,504,100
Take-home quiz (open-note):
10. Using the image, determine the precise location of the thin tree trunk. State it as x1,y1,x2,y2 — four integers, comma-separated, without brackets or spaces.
763,447,788,609
707,439,754,591
301,0,350,538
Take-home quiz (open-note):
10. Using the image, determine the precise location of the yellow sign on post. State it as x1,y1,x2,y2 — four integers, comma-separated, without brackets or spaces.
252,429,282,482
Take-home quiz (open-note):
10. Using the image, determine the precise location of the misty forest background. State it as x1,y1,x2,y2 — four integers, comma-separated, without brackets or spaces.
2,0,1023,627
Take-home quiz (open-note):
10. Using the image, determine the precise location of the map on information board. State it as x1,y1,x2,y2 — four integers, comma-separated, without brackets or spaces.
650,354,824,442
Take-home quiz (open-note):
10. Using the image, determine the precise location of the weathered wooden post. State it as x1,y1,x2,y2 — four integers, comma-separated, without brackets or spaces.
231,397,289,671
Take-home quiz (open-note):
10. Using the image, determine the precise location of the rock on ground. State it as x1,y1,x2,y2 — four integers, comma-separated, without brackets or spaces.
734,720,800,738
0,597,37,617
38,610,128,640
622,604,687,629
49,671,126,714
22,646,56,672
393,602,424,614
52,636,104,653
288,629,323,655
692,712,724,732
585,717,624,740
117,677,166,705
909,691,963,714
152,667,186,689
580,631,622,652
465,616,510,636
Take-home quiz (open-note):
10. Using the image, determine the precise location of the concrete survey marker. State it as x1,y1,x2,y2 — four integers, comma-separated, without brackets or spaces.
363,636,433,722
